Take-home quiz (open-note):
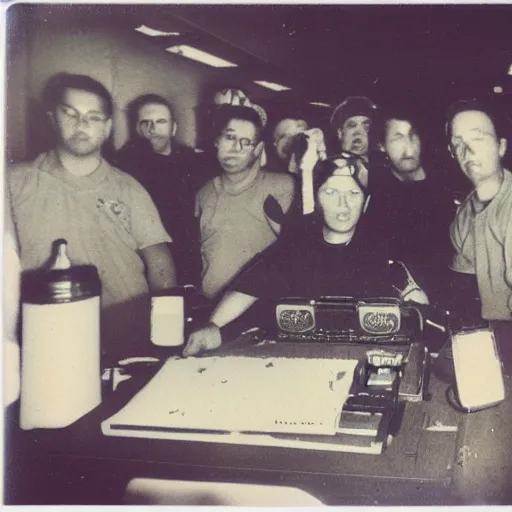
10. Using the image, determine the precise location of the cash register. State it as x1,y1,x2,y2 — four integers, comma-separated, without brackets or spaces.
272,296,431,449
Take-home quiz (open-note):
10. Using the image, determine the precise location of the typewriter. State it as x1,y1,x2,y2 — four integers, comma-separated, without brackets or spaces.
274,296,433,446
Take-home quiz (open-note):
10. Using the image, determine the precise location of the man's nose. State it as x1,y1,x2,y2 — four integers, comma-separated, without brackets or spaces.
231,140,243,152
337,193,349,209
460,141,475,159
403,141,415,157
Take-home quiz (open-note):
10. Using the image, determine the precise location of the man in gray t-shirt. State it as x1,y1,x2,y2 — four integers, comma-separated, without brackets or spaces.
8,73,177,364
195,105,295,299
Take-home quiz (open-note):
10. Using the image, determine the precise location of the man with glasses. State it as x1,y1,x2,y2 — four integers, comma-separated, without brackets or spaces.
195,105,295,299
8,73,177,365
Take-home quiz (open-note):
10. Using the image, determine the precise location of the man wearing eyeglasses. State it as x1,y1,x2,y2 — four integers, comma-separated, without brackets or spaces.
195,105,295,299
8,73,177,365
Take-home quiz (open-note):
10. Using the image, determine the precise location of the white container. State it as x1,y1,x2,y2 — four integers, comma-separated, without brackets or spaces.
150,295,185,347
20,240,102,430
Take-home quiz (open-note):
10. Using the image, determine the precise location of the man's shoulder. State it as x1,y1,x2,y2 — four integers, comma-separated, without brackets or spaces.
174,142,198,157
104,160,150,192
7,153,48,192
196,177,217,198
260,169,295,188
8,153,46,173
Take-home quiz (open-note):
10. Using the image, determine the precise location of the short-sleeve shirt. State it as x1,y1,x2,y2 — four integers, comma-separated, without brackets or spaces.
195,169,295,298
450,170,512,320
8,150,172,309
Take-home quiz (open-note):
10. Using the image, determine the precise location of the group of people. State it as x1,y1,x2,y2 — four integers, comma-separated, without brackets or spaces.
5,71,512,375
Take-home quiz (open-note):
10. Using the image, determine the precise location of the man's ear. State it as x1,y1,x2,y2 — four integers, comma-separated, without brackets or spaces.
363,194,371,213
499,138,507,159
254,140,265,159
336,127,343,142
172,121,178,138
104,118,113,139
447,144,455,159
378,142,386,153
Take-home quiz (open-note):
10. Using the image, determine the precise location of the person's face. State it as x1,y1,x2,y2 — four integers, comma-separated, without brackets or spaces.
450,110,507,186
318,174,366,239
216,119,262,174
53,88,111,157
337,115,371,157
383,119,422,174
273,119,308,162
136,103,175,155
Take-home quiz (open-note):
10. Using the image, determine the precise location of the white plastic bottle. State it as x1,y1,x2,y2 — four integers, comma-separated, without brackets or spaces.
20,240,102,429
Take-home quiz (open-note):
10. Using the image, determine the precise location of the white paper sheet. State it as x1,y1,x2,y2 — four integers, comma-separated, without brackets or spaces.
102,356,358,437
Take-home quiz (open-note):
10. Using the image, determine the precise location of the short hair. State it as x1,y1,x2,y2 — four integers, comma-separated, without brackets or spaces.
375,104,425,146
212,105,264,141
127,93,175,129
42,72,113,118
445,98,508,142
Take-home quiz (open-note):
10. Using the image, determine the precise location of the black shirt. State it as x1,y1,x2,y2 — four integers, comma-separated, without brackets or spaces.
115,138,215,284
231,221,407,301
368,165,456,269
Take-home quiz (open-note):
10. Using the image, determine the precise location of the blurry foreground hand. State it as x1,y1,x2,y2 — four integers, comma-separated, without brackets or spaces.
183,323,222,357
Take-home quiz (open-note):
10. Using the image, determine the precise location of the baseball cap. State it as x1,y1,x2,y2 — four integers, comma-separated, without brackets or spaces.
330,96,378,129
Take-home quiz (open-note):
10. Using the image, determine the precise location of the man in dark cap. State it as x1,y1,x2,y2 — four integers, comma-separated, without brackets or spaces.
183,154,428,357
330,96,378,163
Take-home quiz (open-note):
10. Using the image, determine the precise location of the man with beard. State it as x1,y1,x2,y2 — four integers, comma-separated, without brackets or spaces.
184,155,428,357
8,73,177,365
195,105,295,299
330,96,378,164
115,94,206,285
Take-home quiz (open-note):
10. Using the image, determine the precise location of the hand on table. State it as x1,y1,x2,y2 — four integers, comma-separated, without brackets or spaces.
182,323,222,357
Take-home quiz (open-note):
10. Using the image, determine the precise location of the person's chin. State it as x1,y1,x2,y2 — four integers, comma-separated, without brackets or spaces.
66,143,98,157
350,145,367,156
397,163,419,173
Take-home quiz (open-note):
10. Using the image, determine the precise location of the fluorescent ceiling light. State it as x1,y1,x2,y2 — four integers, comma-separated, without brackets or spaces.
166,45,237,68
135,25,180,37
508,64,512,76
494,86,503,94
310,102,331,108
254,80,291,92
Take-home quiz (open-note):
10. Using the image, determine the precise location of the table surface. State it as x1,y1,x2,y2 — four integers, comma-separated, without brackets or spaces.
6,339,512,505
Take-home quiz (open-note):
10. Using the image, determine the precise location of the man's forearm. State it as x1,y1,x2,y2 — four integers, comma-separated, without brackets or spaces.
141,242,178,291
210,290,259,328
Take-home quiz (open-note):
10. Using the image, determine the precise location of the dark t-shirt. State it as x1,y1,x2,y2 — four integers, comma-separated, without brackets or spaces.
231,222,406,301
115,139,216,284
368,165,457,303
369,166,456,267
